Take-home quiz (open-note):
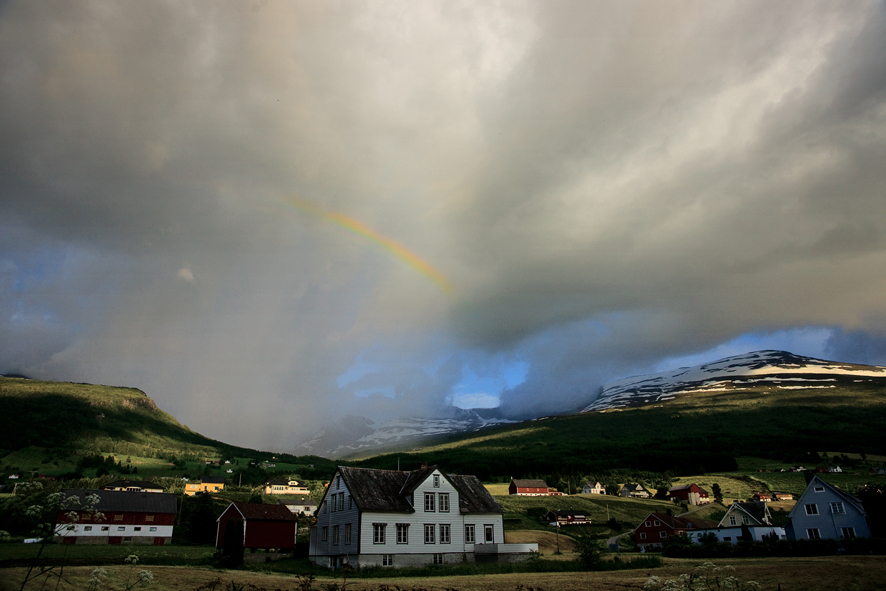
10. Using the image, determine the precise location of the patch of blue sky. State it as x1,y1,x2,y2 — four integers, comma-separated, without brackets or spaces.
336,361,381,388
653,326,834,373
448,358,529,409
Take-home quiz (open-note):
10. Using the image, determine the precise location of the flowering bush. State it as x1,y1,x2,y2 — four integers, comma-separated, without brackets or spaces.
644,562,761,591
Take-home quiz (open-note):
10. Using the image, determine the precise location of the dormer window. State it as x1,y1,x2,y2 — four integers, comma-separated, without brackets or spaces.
433,474,440,488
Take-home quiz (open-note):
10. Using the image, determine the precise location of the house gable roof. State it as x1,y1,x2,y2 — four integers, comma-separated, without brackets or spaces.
200,476,226,484
61,489,177,514
102,480,163,490
511,479,549,488
787,475,866,518
721,501,770,526
336,465,503,515
221,502,297,522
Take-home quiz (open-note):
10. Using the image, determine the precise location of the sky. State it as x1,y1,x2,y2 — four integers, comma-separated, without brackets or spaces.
2,1,886,452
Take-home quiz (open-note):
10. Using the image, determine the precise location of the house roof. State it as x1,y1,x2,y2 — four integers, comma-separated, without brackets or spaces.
722,501,770,526
61,489,177,514
336,466,502,515
636,512,715,532
788,475,866,518
511,479,549,488
102,480,163,490
546,510,588,518
224,502,298,522
201,476,226,484
266,477,301,486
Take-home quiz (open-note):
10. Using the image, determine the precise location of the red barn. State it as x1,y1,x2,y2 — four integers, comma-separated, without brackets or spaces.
668,483,711,505
55,489,176,545
509,478,561,496
633,512,713,549
215,502,298,550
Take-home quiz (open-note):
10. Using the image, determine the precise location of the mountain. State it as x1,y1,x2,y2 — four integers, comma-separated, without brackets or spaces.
581,350,886,413
293,409,517,459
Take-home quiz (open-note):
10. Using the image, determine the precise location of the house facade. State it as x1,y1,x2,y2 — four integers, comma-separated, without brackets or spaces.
278,496,318,516
54,489,176,545
509,478,561,496
620,483,652,499
633,512,711,549
185,475,225,496
582,481,605,495
685,501,786,544
215,502,298,550
785,475,870,540
264,478,310,495
544,510,591,526
102,480,164,493
310,465,536,569
668,483,711,505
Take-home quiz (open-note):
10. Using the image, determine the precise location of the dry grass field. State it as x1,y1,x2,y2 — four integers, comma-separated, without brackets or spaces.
2,556,885,591
504,529,577,556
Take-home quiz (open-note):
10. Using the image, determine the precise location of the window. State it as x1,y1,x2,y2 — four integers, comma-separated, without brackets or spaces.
830,502,845,514
145,516,154,522
149,527,157,532
804,504,819,516
484,525,493,543
84,526,93,532
465,524,475,544
117,526,125,532
433,474,440,488
814,486,824,492
382,554,393,567
653,520,660,526
114,515,124,521
332,525,339,546
134,527,141,532
373,523,386,544
659,531,667,539
124,537,132,542
424,493,435,512
729,516,737,526
101,526,109,532
345,524,352,545
336,476,341,489
439,493,450,513
321,527,328,542
440,524,451,544
639,532,646,540
396,524,409,544
742,516,750,525
645,521,651,527
424,524,435,544
433,553,444,565
338,493,344,511
841,527,856,539
348,496,353,510
806,528,821,539
330,496,336,513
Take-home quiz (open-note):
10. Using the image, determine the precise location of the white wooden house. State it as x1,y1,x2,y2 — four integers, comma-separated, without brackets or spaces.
785,475,870,540
582,481,605,495
309,465,536,569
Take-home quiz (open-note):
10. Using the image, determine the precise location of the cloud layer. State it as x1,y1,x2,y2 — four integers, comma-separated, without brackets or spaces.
2,1,886,450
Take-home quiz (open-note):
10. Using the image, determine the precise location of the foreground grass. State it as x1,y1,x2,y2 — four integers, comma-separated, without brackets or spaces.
0,544,216,566
2,556,885,591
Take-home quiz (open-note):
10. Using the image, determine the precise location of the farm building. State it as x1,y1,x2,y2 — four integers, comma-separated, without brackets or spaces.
215,502,298,550
54,489,176,545
785,475,870,540
633,512,713,550
185,475,225,496
102,480,164,493
509,478,562,496
263,478,310,495
668,483,711,505
544,510,591,525
582,481,605,495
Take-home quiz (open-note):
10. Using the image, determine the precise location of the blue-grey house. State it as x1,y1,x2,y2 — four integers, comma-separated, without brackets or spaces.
785,475,870,540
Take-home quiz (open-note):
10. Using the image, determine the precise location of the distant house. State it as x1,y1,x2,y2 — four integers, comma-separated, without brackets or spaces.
509,479,562,496
544,510,591,526
185,475,225,496
752,493,772,502
102,480,164,494
215,502,298,551
277,496,318,516
633,512,712,550
785,475,871,540
668,483,711,505
773,492,793,501
582,481,605,495
687,503,786,545
54,489,176,545
311,465,536,569
829,466,843,473
264,478,310,495
620,483,652,499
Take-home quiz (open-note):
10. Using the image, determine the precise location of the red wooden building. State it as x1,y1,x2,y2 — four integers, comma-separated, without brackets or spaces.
667,483,711,505
508,478,562,496
633,512,712,549
55,489,176,545
215,502,298,550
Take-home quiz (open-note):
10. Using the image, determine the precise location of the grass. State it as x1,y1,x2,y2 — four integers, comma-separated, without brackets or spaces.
0,543,216,567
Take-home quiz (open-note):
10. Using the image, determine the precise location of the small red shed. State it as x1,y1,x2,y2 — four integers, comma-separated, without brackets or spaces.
215,502,298,550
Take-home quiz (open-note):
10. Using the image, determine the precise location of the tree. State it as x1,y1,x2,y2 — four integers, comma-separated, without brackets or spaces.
712,483,724,504
574,534,606,569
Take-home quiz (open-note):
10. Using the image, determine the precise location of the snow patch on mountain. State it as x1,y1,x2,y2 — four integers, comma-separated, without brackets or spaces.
581,350,886,413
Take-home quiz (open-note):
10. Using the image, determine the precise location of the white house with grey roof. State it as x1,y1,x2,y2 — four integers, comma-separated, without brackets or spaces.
785,475,870,540
309,465,537,569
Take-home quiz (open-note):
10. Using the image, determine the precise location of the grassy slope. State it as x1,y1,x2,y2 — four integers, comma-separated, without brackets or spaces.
355,379,886,478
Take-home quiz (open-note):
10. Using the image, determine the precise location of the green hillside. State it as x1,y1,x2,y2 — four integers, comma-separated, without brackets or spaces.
354,381,886,479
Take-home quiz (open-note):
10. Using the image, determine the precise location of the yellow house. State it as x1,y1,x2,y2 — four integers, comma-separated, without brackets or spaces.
184,475,226,496
263,478,310,495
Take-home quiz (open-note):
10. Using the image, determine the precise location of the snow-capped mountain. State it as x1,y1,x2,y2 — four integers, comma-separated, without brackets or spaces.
293,409,516,458
581,350,886,413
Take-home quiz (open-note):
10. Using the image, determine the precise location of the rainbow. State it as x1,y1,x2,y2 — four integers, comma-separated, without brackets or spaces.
288,196,456,296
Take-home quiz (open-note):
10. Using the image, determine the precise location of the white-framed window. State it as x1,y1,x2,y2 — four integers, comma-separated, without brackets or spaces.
433,553,444,564
330,497,336,513
134,527,141,532
149,527,157,532
806,528,821,539
336,476,341,489
805,504,819,515
659,531,667,539
841,527,856,539
373,523,386,544
348,496,353,510
382,554,393,567
424,524,435,544
332,525,339,546
321,527,328,542
729,515,737,526
465,524,475,544
84,526,93,531
101,526,109,532
484,524,493,543
830,502,845,514
653,520,660,526
424,493,435,512
338,493,344,511
639,532,646,540
145,516,154,522
814,486,824,492
439,493,450,513
645,521,651,527
396,524,409,544
742,516,750,525
117,526,125,532
345,524,352,545
433,474,440,488
440,524,451,544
